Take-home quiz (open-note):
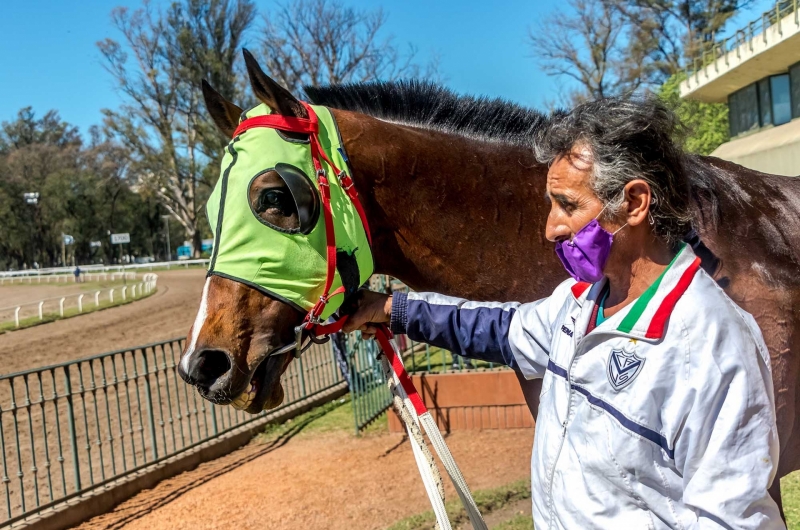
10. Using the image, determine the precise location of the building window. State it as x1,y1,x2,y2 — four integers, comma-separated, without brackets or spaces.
770,74,792,126
758,78,772,126
790,62,800,119
729,84,759,137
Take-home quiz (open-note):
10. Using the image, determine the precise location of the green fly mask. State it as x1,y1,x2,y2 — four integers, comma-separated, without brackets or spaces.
206,102,373,339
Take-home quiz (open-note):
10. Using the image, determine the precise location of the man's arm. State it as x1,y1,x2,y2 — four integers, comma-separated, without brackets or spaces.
390,291,522,367
387,280,575,378
675,318,783,529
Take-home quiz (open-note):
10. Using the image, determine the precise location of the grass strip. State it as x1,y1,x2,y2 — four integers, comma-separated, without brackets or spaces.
386,479,531,530
782,471,800,529
494,514,533,530
254,394,388,444
0,288,157,334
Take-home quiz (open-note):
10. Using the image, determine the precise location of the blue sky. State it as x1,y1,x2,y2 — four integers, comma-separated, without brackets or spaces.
0,0,773,135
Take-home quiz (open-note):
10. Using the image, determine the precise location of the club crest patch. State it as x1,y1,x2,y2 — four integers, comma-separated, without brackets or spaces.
607,346,645,391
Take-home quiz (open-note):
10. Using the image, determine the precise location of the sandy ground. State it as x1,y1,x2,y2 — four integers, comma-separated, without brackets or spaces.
0,269,206,374
0,281,106,308
75,427,534,530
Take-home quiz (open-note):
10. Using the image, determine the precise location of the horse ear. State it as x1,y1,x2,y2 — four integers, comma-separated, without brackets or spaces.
243,48,305,118
202,80,243,137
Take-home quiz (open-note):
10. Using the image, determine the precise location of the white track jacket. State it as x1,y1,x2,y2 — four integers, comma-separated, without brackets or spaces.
390,245,783,529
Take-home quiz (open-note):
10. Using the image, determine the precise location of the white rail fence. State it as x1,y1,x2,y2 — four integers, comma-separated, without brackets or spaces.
0,271,138,285
0,274,158,329
0,259,208,280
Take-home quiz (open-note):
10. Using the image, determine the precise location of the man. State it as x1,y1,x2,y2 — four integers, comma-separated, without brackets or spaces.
344,97,783,528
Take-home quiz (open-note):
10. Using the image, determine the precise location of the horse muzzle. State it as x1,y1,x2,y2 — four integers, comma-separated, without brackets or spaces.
178,344,287,414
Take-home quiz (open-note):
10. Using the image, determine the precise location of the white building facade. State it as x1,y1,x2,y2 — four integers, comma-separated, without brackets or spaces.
680,1,800,176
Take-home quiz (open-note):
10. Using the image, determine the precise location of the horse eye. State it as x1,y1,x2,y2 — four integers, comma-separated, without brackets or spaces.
258,188,292,215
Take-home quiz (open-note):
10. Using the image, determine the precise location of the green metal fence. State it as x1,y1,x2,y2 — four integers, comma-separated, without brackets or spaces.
0,337,344,527
348,278,508,432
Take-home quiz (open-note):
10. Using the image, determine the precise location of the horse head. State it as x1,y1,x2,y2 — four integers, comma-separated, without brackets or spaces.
177,49,372,413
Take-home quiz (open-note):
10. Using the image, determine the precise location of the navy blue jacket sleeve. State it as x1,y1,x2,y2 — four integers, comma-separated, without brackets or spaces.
390,291,520,368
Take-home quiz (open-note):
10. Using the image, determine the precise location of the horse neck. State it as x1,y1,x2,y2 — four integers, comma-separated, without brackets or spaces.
334,109,565,302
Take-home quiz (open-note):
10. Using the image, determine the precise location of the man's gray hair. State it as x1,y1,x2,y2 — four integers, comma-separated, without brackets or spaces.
534,96,693,249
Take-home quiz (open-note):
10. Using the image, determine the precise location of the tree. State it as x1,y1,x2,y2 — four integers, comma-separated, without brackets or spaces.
620,0,754,78
530,0,653,105
97,0,256,256
530,0,753,101
0,109,161,269
0,108,82,268
659,73,729,155
258,0,433,94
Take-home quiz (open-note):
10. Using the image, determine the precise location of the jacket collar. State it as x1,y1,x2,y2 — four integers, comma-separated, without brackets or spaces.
570,243,702,341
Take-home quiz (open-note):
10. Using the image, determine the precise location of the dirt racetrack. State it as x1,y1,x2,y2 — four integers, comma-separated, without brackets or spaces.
0,268,206,374
0,281,110,309
75,425,533,530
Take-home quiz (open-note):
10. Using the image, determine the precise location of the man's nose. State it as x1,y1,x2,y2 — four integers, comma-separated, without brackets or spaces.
545,221,571,243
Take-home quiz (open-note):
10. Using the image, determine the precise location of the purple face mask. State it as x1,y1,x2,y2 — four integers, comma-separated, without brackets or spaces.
554,211,626,283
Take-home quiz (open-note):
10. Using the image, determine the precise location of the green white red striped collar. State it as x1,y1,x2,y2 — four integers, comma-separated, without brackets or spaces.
569,244,702,340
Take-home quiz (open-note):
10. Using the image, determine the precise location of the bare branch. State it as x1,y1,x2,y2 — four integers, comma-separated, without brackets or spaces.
259,0,434,93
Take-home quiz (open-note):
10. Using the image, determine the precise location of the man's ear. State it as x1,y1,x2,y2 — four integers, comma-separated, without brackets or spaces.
202,80,243,137
624,180,652,227
243,49,306,118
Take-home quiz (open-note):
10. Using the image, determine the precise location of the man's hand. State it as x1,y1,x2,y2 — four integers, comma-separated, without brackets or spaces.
341,290,392,338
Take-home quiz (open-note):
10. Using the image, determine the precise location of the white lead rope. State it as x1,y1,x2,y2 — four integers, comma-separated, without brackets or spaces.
376,330,488,530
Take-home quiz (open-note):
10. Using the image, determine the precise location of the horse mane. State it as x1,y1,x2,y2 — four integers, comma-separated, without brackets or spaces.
304,80,547,147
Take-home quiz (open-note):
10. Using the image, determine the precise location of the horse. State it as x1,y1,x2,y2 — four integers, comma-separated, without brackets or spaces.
178,51,800,512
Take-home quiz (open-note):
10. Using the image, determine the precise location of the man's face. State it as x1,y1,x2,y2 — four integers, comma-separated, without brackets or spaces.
545,149,607,243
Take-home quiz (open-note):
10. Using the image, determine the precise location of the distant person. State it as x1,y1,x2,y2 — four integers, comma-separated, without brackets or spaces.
73,266,82,283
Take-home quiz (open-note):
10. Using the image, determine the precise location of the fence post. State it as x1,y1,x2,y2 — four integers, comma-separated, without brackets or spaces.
109,289,114,304
210,405,218,435
78,294,84,313
297,356,307,398
122,286,127,301
140,351,159,460
14,307,20,328
38,301,44,320
63,367,82,491
94,291,100,307
59,298,65,317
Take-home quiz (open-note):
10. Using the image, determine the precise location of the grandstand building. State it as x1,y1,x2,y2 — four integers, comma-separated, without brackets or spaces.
680,1,800,176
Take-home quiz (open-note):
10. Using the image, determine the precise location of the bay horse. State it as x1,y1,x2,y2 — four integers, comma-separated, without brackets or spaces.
179,52,800,511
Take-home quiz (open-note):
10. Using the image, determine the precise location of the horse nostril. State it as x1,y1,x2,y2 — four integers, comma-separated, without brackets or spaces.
187,349,232,389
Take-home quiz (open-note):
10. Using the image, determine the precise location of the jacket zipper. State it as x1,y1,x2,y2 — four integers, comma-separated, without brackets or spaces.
545,325,646,525
546,334,578,526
